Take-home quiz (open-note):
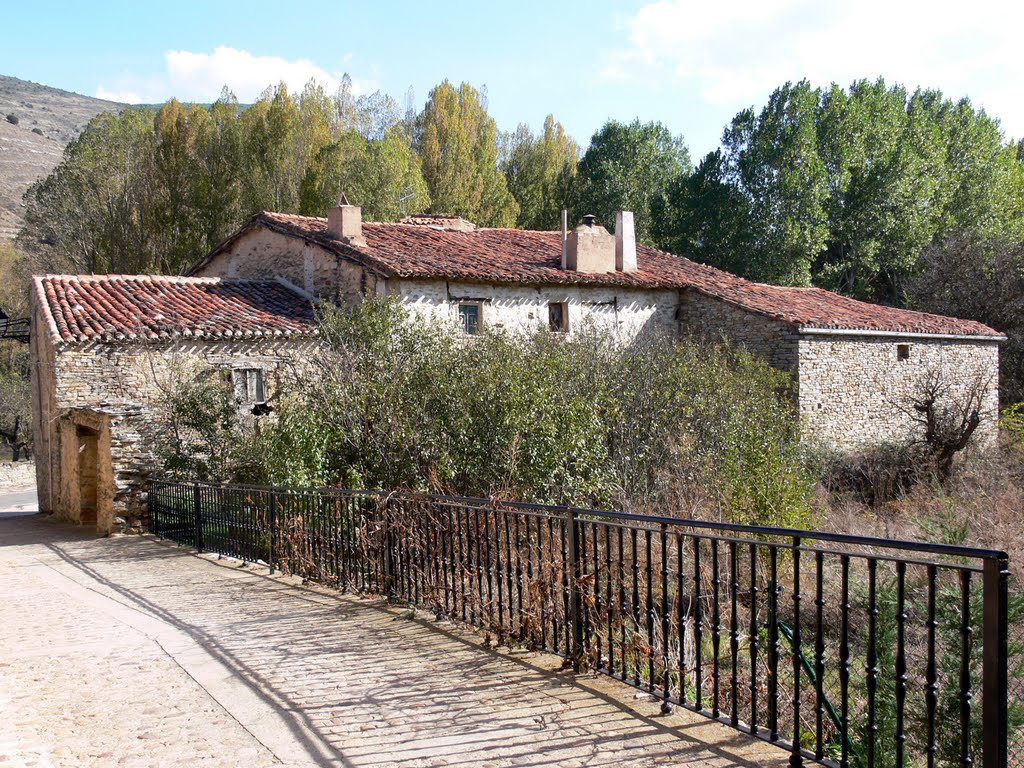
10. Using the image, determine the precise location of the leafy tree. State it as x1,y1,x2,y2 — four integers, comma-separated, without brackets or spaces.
502,114,579,230
651,149,754,275
812,81,945,301
722,80,828,285
574,119,691,244
238,83,304,214
417,81,518,226
153,99,216,272
299,128,430,220
193,89,244,250
20,108,161,274
667,78,1024,302
907,233,1024,404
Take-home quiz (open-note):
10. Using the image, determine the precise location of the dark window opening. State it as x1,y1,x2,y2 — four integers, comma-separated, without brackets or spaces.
548,302,568,333
897,344,911,361
232,368,266,403
459,303,481,335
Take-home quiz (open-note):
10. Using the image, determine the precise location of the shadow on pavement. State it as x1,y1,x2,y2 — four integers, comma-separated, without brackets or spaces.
8,514,784,768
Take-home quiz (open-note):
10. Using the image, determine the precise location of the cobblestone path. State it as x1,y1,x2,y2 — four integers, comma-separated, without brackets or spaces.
0,513,787,768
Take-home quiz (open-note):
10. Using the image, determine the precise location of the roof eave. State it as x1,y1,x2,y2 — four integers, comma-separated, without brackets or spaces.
797,326,1006,342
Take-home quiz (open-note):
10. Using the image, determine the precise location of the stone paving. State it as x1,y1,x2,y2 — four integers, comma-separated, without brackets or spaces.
0,512,789,768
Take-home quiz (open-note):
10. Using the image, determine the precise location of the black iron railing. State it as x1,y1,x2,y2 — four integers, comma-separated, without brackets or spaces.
149,480,1012,768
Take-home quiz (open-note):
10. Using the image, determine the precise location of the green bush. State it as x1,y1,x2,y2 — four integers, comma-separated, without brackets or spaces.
156,299,813,526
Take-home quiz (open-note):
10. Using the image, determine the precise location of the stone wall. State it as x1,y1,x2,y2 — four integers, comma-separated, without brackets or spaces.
0,460,35,487
677,289,800,372
200,228,377,305
392,279,680,340
797,334,1001,448
35,327,318,533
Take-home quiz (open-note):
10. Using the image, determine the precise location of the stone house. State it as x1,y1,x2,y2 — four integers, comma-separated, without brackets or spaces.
31,200,1003,532
191,201,1004,446
30,275,318,533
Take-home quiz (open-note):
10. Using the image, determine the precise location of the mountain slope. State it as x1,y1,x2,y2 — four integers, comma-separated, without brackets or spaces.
0,75,126,239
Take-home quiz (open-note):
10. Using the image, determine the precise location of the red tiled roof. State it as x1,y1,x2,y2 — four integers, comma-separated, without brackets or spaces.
35,274,317,345
193,211,1003,338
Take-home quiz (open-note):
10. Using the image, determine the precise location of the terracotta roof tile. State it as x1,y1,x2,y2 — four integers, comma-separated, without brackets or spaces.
193,211,1002,339
35,274,317,345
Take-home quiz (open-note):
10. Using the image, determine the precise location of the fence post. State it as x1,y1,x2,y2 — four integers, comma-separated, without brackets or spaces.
192,482,204,553
149,485,158,539
565,506,585,672
383,496,395,600
983,555,1009,768
268,491,277,575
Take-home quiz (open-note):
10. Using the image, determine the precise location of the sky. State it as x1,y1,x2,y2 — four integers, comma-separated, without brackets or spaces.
3,0,1023,158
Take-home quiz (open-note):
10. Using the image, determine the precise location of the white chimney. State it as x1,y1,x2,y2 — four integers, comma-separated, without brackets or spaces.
561,209,568,270
615,211,637,272
327,192,366,247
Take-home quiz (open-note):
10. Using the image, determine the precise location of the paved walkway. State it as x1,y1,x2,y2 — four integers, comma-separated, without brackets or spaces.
0,512,788,768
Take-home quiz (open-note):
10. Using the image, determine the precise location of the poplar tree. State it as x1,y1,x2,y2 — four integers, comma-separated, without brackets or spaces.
417,81,518,227
503,114,579,230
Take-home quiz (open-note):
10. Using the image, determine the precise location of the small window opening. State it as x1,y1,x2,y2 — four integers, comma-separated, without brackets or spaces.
548,301,568,333
232,368,266,403
897,344,911,361
458,302,481,335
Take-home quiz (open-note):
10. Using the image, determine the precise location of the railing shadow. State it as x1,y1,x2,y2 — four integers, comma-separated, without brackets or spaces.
35,522,785,767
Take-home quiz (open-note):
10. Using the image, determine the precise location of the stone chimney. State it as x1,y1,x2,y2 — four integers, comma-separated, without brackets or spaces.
326,193,366,247
615,211,637,272
564,214,615,273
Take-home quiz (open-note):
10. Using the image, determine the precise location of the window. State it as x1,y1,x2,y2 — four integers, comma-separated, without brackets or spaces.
232,368,266,404
458,302,482,335
897,344,911,361
548,301,568,333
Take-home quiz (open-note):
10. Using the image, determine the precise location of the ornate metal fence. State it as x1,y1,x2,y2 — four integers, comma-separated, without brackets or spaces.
150,480,1012,768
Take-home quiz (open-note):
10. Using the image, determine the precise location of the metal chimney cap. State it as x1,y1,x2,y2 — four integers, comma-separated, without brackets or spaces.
582,214,597,227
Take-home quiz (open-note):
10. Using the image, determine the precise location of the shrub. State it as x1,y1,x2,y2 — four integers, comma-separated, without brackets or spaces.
31,127,42,136
152,362,250,481
155,299,813,526
5,113,17,125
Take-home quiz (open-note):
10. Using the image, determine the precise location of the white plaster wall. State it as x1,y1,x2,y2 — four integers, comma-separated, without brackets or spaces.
798,336,1001,449
391,279,680,340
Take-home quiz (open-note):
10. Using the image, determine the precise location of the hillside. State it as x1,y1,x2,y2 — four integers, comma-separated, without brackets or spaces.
0,75,125,239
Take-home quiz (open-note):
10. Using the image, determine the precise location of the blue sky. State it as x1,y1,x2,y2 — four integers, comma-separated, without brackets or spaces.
3,0,1022,158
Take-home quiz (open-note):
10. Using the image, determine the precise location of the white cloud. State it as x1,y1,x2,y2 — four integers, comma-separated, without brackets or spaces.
95,46,376,104
604,0,1024,141
95,86,143,103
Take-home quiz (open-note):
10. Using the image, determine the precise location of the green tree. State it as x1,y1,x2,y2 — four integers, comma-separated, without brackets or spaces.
417,81,518,226
238,83,303,214
299,128,430,221
574,119,691,244
502,114,579,230
153,99,216,273
20,108,161,274
814,80,946,301
651,149,755,275
193,89,244,250
667,78,1024,302
723,80,828,285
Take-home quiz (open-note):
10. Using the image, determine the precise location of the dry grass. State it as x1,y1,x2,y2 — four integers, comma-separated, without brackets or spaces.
811,439,1024,574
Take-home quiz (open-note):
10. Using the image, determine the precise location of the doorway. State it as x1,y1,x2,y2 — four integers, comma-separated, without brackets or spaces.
76,426,99,525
